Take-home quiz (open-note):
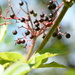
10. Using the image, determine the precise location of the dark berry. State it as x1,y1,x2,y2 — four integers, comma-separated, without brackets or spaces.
30,35,34,39
52,32,57,37
20,18,25,22
33,12,37,17
40,13,44,18
19,1,24,6
34,19,38,24
48,18,52,22
10,13,15,18
39,18,44,22
65,33,70,38
42,34,46,39
49,13,53,18
12,30,17,35
48,1,53,5
57,34,62,39
35,23,39,27
44,16,49,21
51,4,56,9
30,10,34,14
21,39,25,44
17,39,21,44
25,30,30,35
47,4,56,10
35,27,40,31
47,5,52,10
45,22,52,27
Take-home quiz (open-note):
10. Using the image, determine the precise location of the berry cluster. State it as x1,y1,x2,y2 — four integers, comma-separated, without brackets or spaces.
52,28,71,40
0,0,71,50
11,0,60,48
11,0,70,48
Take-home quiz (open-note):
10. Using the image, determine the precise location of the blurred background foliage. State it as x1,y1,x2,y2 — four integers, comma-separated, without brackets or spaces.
0,0,75,75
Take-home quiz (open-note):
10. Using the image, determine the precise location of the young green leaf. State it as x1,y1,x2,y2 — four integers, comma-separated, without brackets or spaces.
38,48,69,55
29,53,57,69
38,61,67,68
3,62,24,75
11,63,31,75
28,48,69,69
0,60,11,65
28,48,68,64
3,62,32,75
0,25,8,42
0,52,25,64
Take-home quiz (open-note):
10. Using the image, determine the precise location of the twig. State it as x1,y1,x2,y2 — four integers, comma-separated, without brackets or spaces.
20,6,28,14
26,37,36,62
24,1,34,29
0,22,11,26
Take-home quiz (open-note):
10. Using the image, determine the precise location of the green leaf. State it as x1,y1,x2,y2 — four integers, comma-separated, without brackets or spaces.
3,63,10,68
0,25,8,42
38,61,67,68
0,60,11,65
3,62,32,75
11,63,31,75
39,48,68,54
0,52,25,64
28,48,68,69
29,48,68,64
0,64,4,75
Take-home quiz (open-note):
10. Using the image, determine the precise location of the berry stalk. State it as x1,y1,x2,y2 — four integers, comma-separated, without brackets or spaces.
26,37,36,62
